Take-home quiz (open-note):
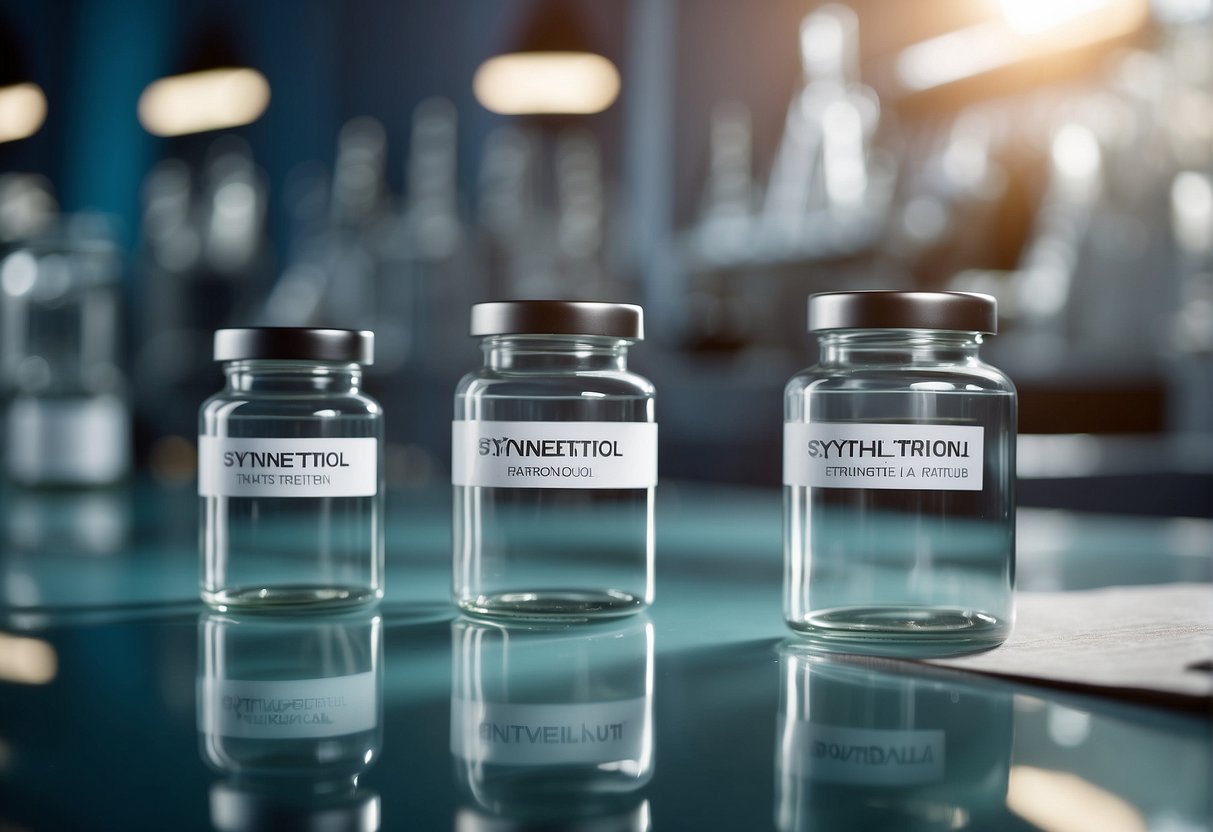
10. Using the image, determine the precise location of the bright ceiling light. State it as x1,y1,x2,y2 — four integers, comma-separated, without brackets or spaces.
473,52,620,116
138,67,270,138
1000,0,1111,34
0,632,57,685
0,82,47,143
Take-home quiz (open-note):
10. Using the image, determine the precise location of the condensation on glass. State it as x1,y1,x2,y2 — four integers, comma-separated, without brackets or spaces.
783,291,1016,655
452,301,656,621
199,328,383,611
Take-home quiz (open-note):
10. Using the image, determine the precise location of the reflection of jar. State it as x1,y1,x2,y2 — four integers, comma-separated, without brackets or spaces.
198,611,382,831
451,616,653,823
775,645,1012,831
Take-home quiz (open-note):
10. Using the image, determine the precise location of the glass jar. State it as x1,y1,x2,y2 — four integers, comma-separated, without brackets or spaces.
452,301,656,620
783,291,1015,655
199,328,383,610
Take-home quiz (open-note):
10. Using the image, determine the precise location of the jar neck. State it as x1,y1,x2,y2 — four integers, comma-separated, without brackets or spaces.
483,335,633,372
816,329,985,367
223,360,364,394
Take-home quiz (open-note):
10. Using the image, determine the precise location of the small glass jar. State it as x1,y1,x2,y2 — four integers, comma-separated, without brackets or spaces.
452,301,656,620
783,291,1015,655
199,328,383,611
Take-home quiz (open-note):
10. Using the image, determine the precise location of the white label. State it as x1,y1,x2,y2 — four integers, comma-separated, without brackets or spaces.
452,421,657,489
784,423,984,491
782,721,946,785
451,698,650,766
199,672,378,739
198,437,378,498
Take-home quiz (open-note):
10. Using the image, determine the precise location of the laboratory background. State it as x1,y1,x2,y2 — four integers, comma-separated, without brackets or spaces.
0,0,1211,830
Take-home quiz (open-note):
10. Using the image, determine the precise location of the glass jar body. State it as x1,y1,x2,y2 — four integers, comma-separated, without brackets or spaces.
199,360,383,610
452,335,656,620
783,330,1015,655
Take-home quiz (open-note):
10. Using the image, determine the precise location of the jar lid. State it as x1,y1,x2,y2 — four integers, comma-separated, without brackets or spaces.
808,291,997,334
470,301,644,340
213,328,375,364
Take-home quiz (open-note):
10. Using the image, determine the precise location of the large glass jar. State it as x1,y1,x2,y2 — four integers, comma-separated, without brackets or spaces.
199,328,383,610
452,301,656,620
783,291,1015,655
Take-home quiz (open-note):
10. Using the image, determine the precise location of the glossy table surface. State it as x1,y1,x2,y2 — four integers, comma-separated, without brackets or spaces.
1,481,1210,831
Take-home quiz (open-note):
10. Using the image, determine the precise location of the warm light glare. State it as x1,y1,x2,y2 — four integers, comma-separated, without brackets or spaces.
138,67,270,137
1006,766,1147,832
897,23,1018,91
473,52,620,115
897,0,1148,91
0,83,48,143
0,632,57,685
1000,0,1110,34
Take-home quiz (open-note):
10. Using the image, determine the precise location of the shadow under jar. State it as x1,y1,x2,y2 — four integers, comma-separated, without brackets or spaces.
199,328,383,611
452,301,656,621
783,292,1015,657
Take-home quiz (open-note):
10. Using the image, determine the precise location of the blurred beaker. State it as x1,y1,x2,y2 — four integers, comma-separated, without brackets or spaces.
1,215,130,486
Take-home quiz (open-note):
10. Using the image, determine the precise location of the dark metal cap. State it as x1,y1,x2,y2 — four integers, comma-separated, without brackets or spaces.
470,301,644,340
808,291,997,334
213,328,375,364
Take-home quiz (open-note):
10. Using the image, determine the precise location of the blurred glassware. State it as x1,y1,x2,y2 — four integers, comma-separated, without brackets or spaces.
0,483,133,617
198,609,382,832
1,214,130,486
761,5,889,245
682,4,894,281
134,137,273,447
451,616,653,827
775,646,1013,831
0,174,57,243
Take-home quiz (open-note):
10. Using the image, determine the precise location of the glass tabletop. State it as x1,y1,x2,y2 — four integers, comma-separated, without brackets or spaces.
0,481,1209,831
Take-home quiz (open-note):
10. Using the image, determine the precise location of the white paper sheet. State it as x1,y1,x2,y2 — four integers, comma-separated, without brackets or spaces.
928,583,1213,701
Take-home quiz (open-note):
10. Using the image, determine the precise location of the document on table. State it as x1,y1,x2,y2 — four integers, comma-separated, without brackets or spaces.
927,583,1213,704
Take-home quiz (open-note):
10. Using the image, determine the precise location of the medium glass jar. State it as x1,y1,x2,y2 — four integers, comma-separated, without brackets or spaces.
783,292,1015,655
199,328,383,611
452,301,656,620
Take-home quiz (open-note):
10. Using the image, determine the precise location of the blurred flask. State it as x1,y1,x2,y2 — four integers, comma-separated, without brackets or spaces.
134,138,273,448
763,4,881,230
198,610,382,832
1,214,130,486
451,616,653,829
775,646,1012,831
